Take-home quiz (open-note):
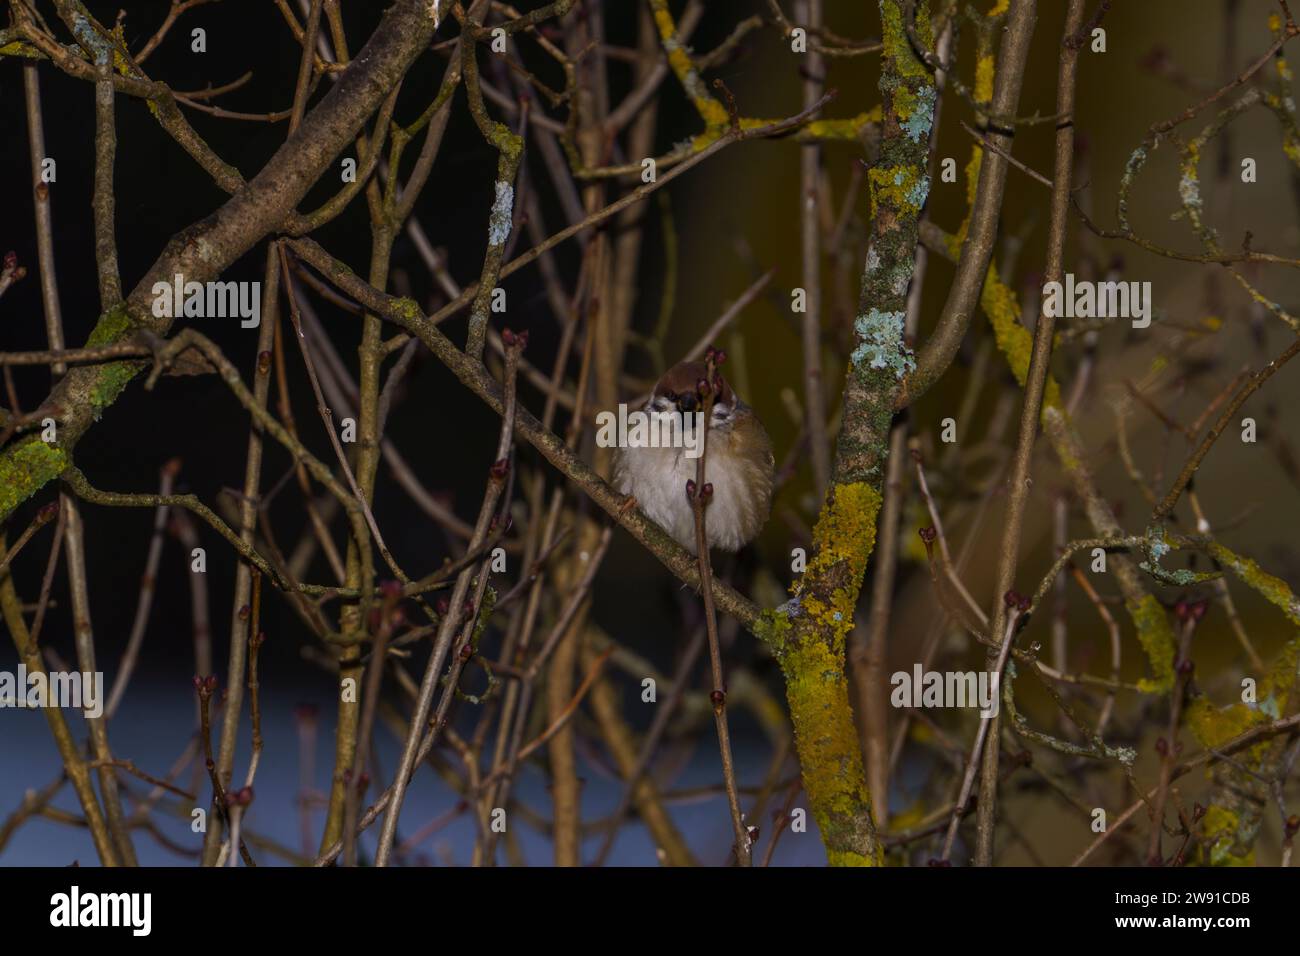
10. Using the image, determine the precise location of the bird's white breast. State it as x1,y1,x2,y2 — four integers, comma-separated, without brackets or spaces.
613,418,770,553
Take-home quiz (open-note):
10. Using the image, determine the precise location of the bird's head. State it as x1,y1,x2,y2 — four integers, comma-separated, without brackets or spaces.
650,360,737,427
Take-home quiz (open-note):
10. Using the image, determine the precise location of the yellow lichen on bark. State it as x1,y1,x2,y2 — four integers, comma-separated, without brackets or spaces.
1127,594,1177,694
779,638,882,866
1186,638,1299,865
1207,543,1300,626
975,54,995,103
797,482,881,641
772,482,884,865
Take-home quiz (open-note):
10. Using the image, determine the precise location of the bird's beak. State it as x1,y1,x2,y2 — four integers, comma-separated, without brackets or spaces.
676,392,698,414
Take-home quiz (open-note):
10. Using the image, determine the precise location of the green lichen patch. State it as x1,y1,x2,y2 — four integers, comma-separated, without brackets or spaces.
795,482,882,644
764,482,886,864
878,0,932,83
778,637,882,866
1199,805,1256,866
83,305,145,420
0,438,70,521
979,263,1063,413
1186,638,1298,865
754,603,796,655
1207,543,1300,626
85,302,134,347
1188,638,1299,751
867,164,930,220
1127,594,1176,693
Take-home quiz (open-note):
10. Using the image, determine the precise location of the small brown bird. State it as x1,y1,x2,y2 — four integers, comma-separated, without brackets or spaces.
612,359,774,554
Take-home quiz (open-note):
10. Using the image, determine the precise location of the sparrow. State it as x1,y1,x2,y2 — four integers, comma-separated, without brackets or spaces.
613,358,774,554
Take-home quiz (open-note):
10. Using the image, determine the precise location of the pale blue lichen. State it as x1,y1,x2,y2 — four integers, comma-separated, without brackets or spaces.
1178,170,1203,213
1123,145,1149,179
1139,525,1215,587
488,181,514,247
1147,525,1170,562
851,309,915,378
1139,562,1200,586
901,85,936,143
1118,145,1148,228
907,177,930,210
72,12,111,65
